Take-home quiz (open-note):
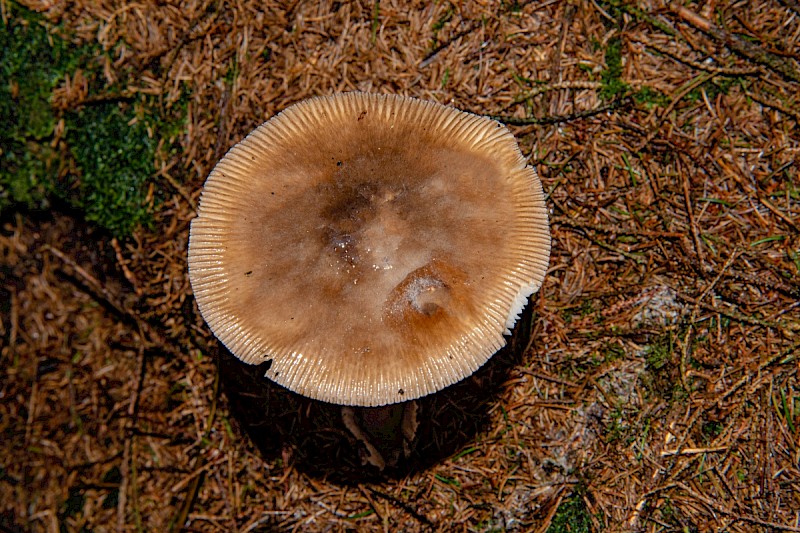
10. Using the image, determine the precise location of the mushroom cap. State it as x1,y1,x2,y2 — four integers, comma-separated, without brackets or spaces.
188,92,550,407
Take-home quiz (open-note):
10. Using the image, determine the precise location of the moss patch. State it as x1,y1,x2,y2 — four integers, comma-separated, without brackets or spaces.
0,3,83,211
547,492,594,533
1,2,182,237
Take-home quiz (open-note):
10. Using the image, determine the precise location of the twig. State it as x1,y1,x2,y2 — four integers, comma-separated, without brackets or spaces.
366,487,434,529
554,212,648,263
44,244,128,316
512,80,603,105
547,2,576,115
169,471,205,533
358,485,386,527
778,0,800,16
518,368,580,389
746,90,800,123
761,160,797,184
672,3,800,83
71,90,137,108
533,486,567,533
43,244,184,359
117,445,129,532
637,39,762,76
420,24,479,68
111,238,142,296
590,377,619,408
213,86,232,163
682,165,705,268
727,257,800,299
554,218,686,239
25,362,38,446
676,291,790,332
204,362,221,438
131,440,143,533
156,161,198,212
675,482,800,531
492,96,633,126
759,196,800,232
584,232,646,264
588,0,614,23
660,446,728,457
420,0,537,68
119,327,147,532
9,290,18,361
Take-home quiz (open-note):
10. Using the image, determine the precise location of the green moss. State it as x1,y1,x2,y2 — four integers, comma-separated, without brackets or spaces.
604,408,626,443
701,420,724,442
687,76,742,103
0,2,84,211
370,0,380,45
547,492,594,533
601,342,625,363
645,334,672,371
1,1,185,237
599,36,629,100
641,332,689,405
633,86,670,109
431,4,454,34
64,101,156,236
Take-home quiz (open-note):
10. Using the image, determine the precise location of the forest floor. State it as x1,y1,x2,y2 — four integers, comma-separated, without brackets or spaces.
2,0,799,531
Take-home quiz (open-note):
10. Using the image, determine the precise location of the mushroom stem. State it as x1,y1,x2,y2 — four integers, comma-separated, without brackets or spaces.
341,401,419,470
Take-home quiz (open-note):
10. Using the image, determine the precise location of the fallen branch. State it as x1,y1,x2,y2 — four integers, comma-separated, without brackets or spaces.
672,3,800,83
42,244,184,359
745,90,800,124
636,39,762,76
492,96,633,126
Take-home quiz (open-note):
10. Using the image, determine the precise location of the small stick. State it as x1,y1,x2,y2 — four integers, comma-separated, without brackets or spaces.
672,3,800,83
493,96,633,126
43,244,184,359
366,487,434,529
9,291,18,360
758,196,800,232
660,446,728,457
44,244,127,316
637,39,762,76
511,80,603,105
170,471,205,532
117,440,129,532
675,482,800,532
111,238,142,296
778,0,800,16
119,329,147,532
682,164,705,268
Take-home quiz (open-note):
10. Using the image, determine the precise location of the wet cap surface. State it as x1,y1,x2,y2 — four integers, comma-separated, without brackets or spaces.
188,92,550,406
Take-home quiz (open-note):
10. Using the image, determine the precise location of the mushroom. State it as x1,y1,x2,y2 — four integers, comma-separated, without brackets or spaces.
188,92,550,467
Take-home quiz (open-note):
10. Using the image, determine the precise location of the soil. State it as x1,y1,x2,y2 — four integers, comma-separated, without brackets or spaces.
2,0,799,531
